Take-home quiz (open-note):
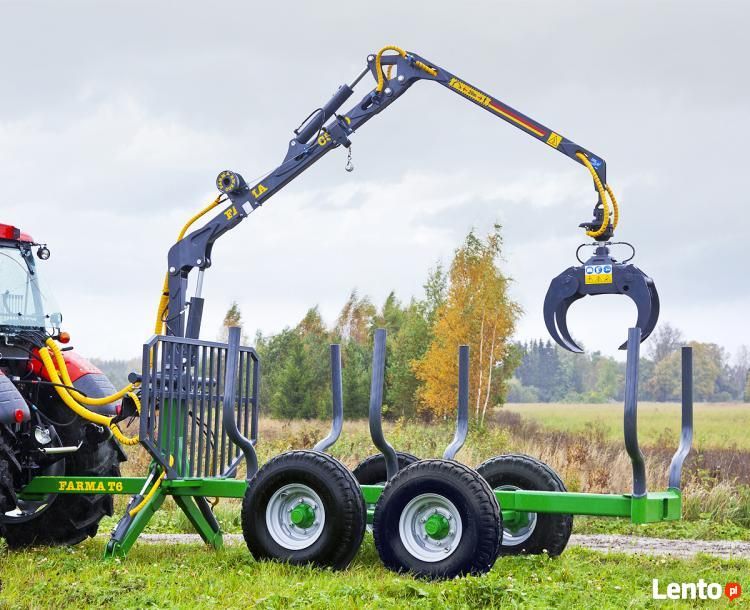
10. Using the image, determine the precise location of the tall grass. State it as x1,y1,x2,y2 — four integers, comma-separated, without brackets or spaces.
116,411,750,529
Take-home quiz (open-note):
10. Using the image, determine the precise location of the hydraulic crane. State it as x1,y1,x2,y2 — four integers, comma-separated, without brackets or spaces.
161,46,659,351
3,47,681,577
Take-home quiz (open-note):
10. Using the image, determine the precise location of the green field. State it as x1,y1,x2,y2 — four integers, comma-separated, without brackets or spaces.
505,402,750,449
1,537,747,609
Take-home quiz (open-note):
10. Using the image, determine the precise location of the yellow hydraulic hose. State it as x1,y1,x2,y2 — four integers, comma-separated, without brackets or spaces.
374,45,437,93
576,151,619,238
605,183,620,231
128,455,174,517
38,346,140,446
154,195,224,335
45,339,136,405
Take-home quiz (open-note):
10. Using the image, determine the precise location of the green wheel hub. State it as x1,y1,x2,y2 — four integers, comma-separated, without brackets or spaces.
290,502,316,529
503,510,531,533
423,513,450,540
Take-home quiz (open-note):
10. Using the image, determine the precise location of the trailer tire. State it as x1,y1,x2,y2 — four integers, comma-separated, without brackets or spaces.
476,453,572,557
242,450,366,570
352,452,419,485
373,459,501,579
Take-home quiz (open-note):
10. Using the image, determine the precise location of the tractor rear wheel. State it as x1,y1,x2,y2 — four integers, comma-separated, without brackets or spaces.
476,453,572,557
0,424,123,548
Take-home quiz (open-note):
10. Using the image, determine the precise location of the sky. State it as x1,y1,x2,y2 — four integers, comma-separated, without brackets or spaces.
0,1,747,361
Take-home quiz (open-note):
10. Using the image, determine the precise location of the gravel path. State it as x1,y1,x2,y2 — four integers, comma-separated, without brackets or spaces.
134,533,750,560
568,534,750,560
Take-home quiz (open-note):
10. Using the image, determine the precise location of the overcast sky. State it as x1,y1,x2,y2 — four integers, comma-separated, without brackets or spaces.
1,1,747,361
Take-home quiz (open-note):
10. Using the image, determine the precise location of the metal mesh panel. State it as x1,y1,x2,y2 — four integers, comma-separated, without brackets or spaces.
139,335,259,478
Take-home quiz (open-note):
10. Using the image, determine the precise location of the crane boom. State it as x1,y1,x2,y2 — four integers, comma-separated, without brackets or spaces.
164,48,619,338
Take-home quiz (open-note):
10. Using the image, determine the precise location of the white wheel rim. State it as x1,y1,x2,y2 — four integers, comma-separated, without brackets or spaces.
497,484,537,546
265,483,326,550
398,493,463,563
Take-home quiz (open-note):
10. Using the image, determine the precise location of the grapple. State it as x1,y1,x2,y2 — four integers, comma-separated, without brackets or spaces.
543,244,659,353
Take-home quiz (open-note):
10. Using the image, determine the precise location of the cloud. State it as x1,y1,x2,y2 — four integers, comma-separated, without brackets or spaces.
0,0,747,362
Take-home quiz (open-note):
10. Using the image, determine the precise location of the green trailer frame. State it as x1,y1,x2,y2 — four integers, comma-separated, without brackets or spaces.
17,327,693,559
18,476,683,558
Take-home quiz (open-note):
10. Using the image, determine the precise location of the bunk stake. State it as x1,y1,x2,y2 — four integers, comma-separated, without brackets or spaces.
314,344,344,452
668,346,694,489
623,327,646,498
443,345,469,461
368,329,399,481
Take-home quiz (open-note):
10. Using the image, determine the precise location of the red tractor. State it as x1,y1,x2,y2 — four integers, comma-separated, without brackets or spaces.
0,223,124,546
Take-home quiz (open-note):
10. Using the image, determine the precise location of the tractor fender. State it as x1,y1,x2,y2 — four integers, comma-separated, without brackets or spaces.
30,350,120,417
71,370,120,417
0,369,30,424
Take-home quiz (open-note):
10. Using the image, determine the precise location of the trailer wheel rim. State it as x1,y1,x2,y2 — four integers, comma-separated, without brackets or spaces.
398,493,463,562
496,484,537,545
266,483,325,550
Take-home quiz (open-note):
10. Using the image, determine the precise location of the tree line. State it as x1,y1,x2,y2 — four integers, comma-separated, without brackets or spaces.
92,225,749,419
509,324,750,403
250,226,520,423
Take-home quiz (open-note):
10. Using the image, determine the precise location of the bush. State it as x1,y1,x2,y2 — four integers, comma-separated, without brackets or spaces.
505,379,540,403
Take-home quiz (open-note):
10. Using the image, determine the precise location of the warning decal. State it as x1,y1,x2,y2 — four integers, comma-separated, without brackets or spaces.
546,132,562,148
585,264,613,285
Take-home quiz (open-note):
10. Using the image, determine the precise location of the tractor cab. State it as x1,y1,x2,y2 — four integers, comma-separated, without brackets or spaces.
0,224,62,346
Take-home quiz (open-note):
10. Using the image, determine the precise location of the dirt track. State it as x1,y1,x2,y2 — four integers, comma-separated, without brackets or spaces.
136,533,750,560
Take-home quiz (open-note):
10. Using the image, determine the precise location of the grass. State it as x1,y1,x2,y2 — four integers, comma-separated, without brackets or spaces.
573,516,750,541
4,409,750,608
1,536,748,609
505,402,750,450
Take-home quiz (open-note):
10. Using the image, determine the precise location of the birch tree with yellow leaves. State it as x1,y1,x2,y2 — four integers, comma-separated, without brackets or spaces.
413,226,521,424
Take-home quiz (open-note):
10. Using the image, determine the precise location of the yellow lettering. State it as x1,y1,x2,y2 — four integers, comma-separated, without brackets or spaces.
116,482,123,492
448,77,491,106
223,205,238,220
58,481,67,491
251,183,268,199
317,132,332,147
65,481,75,491
84,481,96,491
75,481,84,491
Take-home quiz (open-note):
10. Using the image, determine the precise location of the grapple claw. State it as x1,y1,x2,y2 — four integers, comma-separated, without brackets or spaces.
555,295,585,353
543,272,584,353
543,245,659,352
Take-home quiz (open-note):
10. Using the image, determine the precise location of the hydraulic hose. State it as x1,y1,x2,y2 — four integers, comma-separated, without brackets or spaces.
45,338,136,405
38,346,140,446
128,455,174,517
576,151,620,238
374,45,437,93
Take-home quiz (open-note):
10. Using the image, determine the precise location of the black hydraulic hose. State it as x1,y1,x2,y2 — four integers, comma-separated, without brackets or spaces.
14,378,89,396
